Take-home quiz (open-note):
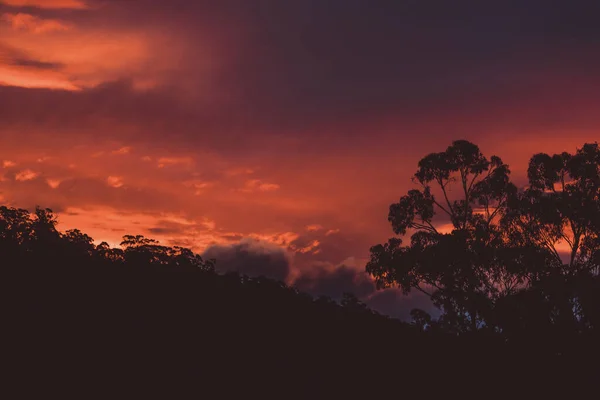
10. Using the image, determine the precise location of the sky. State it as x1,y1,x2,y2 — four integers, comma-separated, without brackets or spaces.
1,0,600,319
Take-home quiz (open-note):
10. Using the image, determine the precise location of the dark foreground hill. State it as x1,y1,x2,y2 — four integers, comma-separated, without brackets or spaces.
5,261,596,399
1,206,597,398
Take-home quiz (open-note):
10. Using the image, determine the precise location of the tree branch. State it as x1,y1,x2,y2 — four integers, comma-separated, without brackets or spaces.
439,182,455,220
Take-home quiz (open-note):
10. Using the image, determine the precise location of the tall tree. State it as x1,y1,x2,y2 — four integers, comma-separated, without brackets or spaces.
366,140,524,332
367,140,600,336
501,143,600,334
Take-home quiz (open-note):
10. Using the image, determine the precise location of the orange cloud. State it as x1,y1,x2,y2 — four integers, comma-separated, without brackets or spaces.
15,169,38,181
225,167,255,176
292,239,321,254
0,64,79,90
0,19,156,91
241,179,280,193
3,160,16,168
112,146,132,155
259,183,280,192
157,157,194,168
183,180,214,195
2,13,72,34
54,205,299,254
57,206,214,249
46,178,61,189
248,232,299,248
106,176,123,188
201,218,216,231
0,0,88,9
0,1,221,93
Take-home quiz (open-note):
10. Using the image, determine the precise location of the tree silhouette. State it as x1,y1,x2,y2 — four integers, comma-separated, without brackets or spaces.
367,140,600,339
498,142,600,341
367,140,520,332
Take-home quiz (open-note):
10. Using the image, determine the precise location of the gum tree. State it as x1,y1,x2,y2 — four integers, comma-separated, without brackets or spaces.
366,140,524,332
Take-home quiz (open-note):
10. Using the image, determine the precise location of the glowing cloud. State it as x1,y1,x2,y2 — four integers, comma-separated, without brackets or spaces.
201,218,216,230
157,157,194,168
0,64,80,90
226,168,255,176
292,239,321,254
3,160,16,168
46,178,61,189
112,146,132,155
2,13,72,34
106,176,124,188
0,0,88,9
242,179,280,193
15,169,38,181
55,206,267,253
183,180,214,195
248,232,300,248
259,183,280,192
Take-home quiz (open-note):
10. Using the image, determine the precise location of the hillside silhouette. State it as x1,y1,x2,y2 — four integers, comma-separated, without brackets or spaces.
1,206,433,397
3,141,600,398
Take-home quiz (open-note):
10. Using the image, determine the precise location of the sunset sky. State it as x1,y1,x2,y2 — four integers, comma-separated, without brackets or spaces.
1,0,600,318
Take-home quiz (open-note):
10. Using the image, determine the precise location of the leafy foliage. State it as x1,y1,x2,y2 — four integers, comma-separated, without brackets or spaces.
367,140,600,342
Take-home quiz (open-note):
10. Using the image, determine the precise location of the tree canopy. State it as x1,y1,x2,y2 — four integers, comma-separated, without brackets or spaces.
367,140,600,342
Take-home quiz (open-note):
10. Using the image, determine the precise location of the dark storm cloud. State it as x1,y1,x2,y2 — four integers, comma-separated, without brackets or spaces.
294,265,375,300
200,233,430,321
289,229,379,273
293,263,435,321
202,239,291,282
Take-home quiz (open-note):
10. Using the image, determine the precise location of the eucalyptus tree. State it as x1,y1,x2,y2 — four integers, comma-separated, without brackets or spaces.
367,140,520,332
